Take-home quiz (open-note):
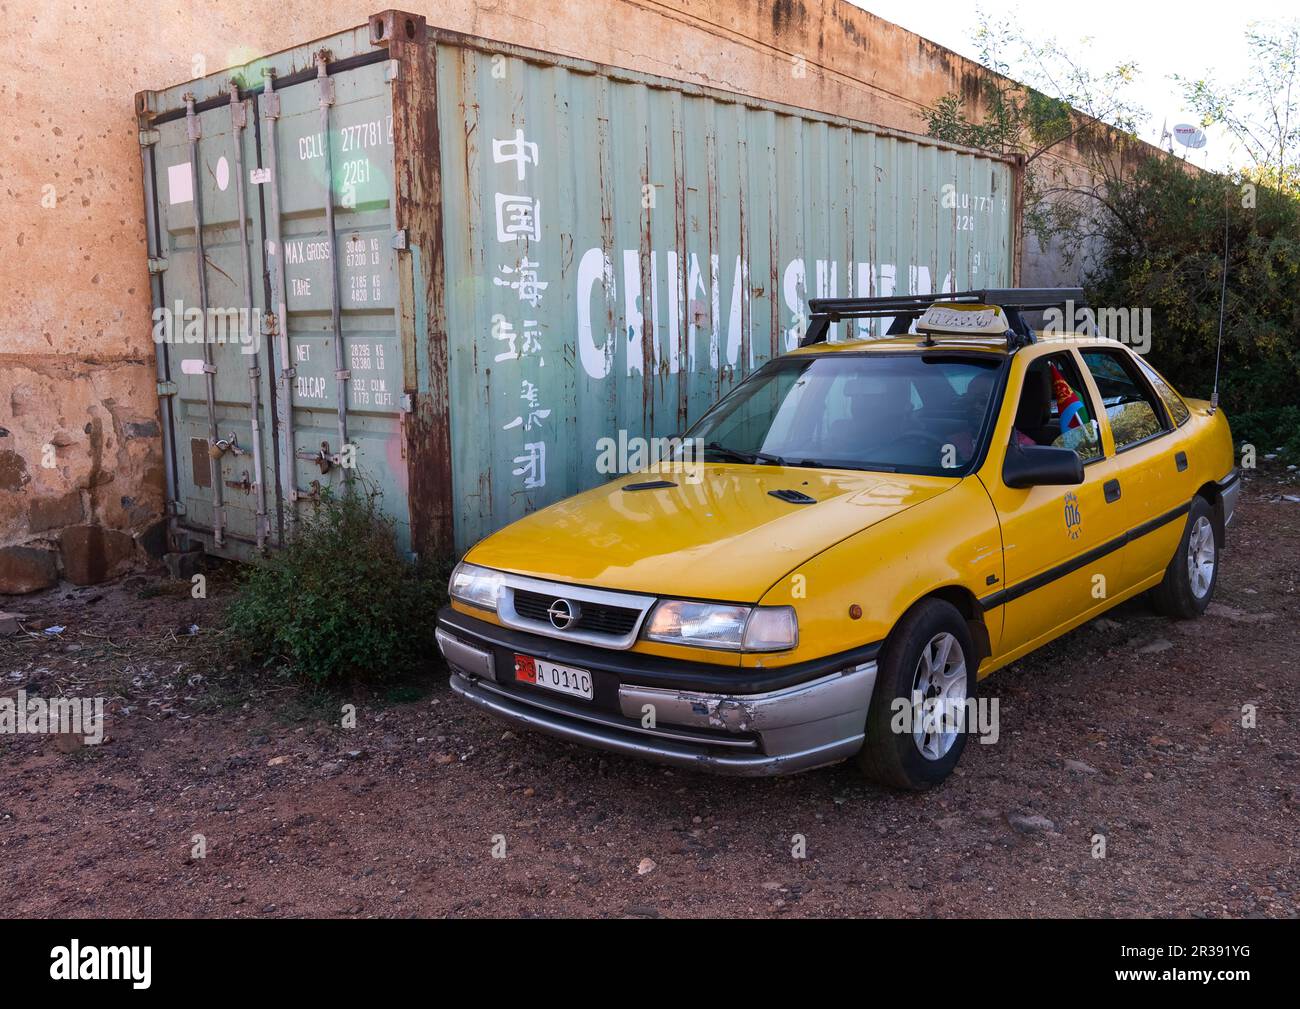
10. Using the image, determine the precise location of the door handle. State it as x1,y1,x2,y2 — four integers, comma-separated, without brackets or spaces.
1175,451,1188,472
1104,478,1121,503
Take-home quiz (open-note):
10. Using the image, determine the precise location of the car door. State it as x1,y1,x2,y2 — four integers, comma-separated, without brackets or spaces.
978,347,1128,659
1076,346,1192,593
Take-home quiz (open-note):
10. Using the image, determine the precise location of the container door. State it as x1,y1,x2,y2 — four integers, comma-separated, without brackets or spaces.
257,55,406,545
150,90,277,555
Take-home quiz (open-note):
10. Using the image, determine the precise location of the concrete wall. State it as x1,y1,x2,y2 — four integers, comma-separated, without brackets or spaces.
0,0,1136,592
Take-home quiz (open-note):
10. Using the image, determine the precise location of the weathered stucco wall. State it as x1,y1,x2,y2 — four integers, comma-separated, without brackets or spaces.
0,0,1123,592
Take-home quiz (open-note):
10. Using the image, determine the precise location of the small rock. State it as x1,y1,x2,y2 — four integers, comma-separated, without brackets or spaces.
1007,812,1055,834
637,857,657,875
1064,759,1098,775
267,755,291,767
1206,603,1275,623
625,904,659,918
433,753,455,766
0,611,29,635
1091,617,1122,632
1138,639,1173,654
319,761,345,777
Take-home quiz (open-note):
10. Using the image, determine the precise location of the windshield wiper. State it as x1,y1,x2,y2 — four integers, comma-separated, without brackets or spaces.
785,458,896,473
702,442,787,466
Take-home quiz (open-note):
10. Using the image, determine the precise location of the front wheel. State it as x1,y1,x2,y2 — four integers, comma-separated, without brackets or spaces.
856,599,975,790
1151,495,1218,619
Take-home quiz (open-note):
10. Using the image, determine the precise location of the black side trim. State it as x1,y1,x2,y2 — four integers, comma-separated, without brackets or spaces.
1218,469,1241,491
437,607,881,695
979,500,1192,610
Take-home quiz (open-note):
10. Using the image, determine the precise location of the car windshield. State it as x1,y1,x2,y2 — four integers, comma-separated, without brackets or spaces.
684,353,1003,476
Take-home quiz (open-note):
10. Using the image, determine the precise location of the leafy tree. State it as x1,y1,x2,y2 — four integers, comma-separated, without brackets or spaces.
921,10,1147,263
1176,20,1300,195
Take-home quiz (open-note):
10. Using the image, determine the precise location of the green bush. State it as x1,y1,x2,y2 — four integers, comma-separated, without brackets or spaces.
226,488,451,683
1085,156,1300,432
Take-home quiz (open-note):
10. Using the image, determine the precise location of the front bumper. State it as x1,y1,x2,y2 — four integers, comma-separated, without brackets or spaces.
436,609,877,776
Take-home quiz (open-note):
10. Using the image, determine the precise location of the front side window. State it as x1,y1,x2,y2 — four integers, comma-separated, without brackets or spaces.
685,353,1003,476
1009,352,1102,463
1080,350,1170,451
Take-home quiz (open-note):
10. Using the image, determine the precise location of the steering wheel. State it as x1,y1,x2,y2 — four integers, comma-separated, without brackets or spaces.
889,429,949,453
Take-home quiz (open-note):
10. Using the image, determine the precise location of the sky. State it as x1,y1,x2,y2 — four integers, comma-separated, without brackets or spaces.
849,0,1293,172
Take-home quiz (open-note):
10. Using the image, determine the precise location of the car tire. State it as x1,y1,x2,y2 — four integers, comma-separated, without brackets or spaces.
856,598,975,790
1150,495,1218,619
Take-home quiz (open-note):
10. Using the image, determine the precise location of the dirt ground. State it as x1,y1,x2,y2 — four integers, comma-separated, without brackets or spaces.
2,474,1297,919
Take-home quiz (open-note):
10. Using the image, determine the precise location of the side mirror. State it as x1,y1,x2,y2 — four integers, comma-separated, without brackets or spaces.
1002,443,1084,488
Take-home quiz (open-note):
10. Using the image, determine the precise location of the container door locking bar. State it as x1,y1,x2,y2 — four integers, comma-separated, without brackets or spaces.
185,93,226,547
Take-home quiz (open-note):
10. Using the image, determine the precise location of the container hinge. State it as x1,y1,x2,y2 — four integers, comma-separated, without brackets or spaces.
247,366,261,380
183,93,201,140
167,500,187,517
202,363,218,375
147,257,169,274
334,369,352,381
316,50,335,107
138,128,161,147
280,367,297,380
156,380,178,398
385,59,401,83
229,91,247,130
261,90,281,120
392,229,408,251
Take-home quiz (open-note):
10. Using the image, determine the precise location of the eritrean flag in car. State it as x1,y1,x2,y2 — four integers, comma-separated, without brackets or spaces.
1050,363,1091,433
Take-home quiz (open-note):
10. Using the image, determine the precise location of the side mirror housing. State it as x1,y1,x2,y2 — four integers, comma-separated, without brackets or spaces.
1002,443,1084,488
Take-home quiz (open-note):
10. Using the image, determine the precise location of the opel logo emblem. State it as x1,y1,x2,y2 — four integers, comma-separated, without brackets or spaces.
547,598,580,630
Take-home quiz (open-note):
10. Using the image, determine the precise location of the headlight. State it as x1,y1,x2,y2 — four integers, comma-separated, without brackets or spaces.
449,562,505,611
643,600,798,652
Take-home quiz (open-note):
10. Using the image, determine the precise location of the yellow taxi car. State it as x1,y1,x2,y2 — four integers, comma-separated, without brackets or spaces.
436,290,1240,789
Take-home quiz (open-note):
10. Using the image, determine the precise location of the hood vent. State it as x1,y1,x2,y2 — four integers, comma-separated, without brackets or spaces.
624,479,678,491
768,488,817,505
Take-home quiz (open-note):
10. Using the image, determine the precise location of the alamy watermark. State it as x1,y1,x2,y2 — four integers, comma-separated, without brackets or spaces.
0,691,104,745
595,431,706,483
151,301,259,356
1041,299,1151,355
890,693,1000,745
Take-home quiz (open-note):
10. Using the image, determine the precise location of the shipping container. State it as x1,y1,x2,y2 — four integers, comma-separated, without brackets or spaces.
135,9,1022,561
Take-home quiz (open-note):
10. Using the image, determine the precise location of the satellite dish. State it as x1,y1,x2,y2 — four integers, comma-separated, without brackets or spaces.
1172,123,1208,149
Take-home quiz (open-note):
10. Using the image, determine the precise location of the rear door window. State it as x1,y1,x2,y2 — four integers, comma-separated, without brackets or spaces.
1079,350,1171,451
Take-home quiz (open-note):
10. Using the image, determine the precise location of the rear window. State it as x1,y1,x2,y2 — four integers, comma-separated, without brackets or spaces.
1132,356,1191,426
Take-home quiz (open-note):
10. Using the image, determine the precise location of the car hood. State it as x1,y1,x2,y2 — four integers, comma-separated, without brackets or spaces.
465,464,958,602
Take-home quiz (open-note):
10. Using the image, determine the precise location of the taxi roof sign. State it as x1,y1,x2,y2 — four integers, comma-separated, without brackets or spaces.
915,303,1008,335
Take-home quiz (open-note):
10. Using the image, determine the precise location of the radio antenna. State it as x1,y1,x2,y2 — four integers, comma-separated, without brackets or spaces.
1210,192,1230,413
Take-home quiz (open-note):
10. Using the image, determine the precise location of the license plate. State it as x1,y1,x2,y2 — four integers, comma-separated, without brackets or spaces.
514,653,594,701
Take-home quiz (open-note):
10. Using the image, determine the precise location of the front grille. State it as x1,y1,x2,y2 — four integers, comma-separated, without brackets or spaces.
513,588,641,636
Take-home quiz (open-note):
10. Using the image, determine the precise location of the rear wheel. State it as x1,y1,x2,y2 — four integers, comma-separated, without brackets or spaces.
1151,495,1218,619
856,599,974,790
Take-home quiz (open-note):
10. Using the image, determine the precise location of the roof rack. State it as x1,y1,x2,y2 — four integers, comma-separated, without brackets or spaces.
799,288,1086,351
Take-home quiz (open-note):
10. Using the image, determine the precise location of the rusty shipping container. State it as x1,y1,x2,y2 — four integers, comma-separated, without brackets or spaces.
135,9,1022,561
